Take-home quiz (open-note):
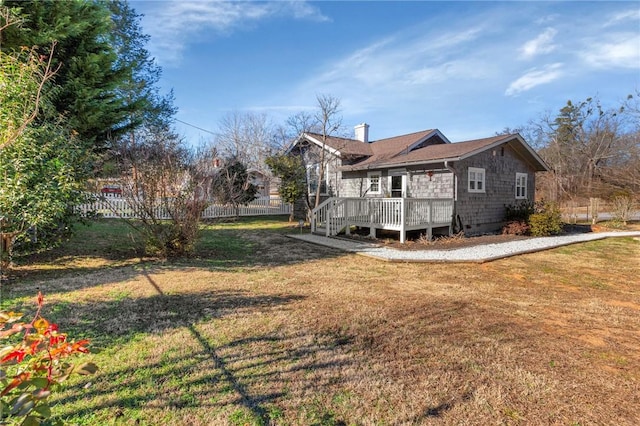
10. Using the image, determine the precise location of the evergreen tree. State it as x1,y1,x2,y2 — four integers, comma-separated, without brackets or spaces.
108,0,175,133
211,159,258,216
2,0,175,154
1,7,88,264
265,154,306,222
0,1,176,256
2,0,128,151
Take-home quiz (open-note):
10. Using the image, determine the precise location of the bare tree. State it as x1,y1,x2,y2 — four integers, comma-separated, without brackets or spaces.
604,129,640,196
114,127,213,257
530,96,635,202
276,95,344,217
215,111,277,173
312,94,342,208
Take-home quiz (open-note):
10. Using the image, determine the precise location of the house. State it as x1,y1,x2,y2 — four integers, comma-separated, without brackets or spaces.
289,123,549,242
212,157,275,199
247,168,272,198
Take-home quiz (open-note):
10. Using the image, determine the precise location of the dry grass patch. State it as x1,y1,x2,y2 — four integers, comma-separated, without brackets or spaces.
1,218,639,425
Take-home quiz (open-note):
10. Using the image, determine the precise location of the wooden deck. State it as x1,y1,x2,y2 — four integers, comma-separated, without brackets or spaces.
311,197,454,243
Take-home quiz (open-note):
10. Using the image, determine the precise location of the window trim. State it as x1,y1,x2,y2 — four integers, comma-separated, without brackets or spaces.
367,171,382,195
515,172,528,199
468,167,485,193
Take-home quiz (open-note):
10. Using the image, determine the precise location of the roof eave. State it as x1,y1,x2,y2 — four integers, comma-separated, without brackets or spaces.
341,157,461,172
287,133,343,157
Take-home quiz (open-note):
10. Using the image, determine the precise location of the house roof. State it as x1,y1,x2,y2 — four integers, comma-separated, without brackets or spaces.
342,133,550,172
301,128,447,159
294,128,549,173
344,129,450,169
303,133,373,157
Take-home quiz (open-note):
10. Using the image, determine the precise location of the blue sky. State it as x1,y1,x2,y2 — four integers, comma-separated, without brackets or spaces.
131,1,640,145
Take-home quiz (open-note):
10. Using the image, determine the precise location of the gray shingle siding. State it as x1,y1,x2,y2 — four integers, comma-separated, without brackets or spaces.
340,168,454,198
407,171,454,198
454,143,536,235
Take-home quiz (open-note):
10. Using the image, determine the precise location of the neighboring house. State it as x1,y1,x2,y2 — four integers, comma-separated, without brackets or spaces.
89,178,123,197
213,157,275,199
247,168,272,198
289,123,549,242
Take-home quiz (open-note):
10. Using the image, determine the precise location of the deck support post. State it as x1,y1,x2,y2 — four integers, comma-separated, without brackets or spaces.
400,198,406,244
427,200,434,240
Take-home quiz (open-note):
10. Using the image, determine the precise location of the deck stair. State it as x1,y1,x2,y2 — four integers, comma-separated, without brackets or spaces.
311,198,348,237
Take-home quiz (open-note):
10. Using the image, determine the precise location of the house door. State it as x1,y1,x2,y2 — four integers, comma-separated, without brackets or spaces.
390,175,406,198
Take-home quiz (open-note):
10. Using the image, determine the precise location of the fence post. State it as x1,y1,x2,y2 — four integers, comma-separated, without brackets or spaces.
344,199,350,236
589,197,600,224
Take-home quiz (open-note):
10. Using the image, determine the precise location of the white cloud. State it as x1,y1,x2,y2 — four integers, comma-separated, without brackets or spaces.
276,21,503,123
519,28,558,59
581,32,640,69
286,1,331,22
505,63,564,96
534,14,559,25
301,25,488,89
140,1,329,65
407,60,491,85
603,9,640,27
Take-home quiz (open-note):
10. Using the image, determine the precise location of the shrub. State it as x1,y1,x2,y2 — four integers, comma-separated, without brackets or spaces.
0,292,97,424
604,219,626,229
611,195,635,225
417,231,464,245
502,220,530,235
113,129,212,258
529,201,563,236
505,200,535,222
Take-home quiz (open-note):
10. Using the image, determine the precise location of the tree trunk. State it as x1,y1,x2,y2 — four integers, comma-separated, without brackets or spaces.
314,139,326,208
0,231,20,271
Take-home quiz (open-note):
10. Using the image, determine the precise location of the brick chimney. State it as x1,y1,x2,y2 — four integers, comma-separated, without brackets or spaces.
354,123,369,143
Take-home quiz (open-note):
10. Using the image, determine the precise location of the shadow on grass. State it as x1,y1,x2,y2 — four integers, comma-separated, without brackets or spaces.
39,272,305,351
0,262,158,309
49,273,353,424
53,329,354,424
401,391,473,424
5,219,342,291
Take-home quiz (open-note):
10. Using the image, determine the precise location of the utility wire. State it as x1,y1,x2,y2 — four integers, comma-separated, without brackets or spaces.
174,118,217,136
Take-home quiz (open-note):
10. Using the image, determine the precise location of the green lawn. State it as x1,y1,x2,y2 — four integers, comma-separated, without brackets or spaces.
1,217,639,425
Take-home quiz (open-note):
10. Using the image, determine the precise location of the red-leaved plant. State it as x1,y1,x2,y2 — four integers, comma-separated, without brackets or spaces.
0,292,97,425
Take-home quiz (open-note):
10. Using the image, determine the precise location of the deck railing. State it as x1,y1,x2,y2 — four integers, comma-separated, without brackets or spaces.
312,197,454,242
78,195,291,220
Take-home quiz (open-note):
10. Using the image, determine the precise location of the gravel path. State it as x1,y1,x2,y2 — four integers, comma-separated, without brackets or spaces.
288,231,640,263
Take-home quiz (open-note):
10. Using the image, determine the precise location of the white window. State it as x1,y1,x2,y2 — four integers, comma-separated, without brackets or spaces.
468,167,485,193
307,163,328,195
367,171,381,195
516,173,527,199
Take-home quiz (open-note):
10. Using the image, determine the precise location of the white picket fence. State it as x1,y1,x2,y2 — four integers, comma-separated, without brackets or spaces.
78,196,291,220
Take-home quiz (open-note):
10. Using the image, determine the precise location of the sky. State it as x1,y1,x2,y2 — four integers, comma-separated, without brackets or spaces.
130,1,640,146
